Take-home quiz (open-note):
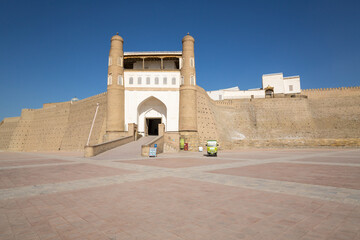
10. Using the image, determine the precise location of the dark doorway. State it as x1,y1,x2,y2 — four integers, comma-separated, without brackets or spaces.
146,118,161,135
265,89,274,98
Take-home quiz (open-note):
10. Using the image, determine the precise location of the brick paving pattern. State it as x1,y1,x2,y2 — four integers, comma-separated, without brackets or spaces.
121,158,237,168
209,162,360,190
0,159,70,168
292,156,360,164
0,163,135,189
0,147,359,239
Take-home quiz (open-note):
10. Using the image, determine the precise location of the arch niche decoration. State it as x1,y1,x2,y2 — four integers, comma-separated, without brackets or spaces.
137,97,167,136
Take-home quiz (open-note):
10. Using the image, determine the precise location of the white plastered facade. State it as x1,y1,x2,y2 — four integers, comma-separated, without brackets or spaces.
207,73,301,100
262,73,301,94
207,87,265,100
283,76,301,94
123,71,180,134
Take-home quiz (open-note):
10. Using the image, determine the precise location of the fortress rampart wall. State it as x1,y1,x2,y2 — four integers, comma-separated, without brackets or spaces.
8,110,36,151
196,86,221,145
22,102,71,151
0,117,20,150
196,86,360,148
307,94,360,139
60,93,107,150
0,93,107,152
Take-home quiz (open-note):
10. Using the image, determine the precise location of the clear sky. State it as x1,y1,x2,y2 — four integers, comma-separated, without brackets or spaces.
0,0,359,120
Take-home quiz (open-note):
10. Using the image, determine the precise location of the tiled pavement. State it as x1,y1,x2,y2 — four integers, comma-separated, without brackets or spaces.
0,148,359,239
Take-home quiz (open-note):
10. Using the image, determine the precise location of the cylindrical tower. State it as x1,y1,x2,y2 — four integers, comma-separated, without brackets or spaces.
179,33,197,132
106,33,125,139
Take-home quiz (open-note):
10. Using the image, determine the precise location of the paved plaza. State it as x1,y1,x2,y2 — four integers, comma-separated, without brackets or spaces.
0,148,359,240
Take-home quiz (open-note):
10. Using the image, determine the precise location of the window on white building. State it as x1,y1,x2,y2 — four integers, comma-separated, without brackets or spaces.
146,77,150,85
155,77,159,85
163,77,167,85
138,77,142,84
118,75,123,85
107,75,112,85
129,77,133,85
108,57,112,66
289,85,293,91
172,77,176,85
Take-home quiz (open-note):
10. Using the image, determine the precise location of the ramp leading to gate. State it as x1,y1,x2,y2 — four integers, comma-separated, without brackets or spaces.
91,136,157,160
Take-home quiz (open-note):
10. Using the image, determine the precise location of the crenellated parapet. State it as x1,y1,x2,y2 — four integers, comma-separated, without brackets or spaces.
302,86,360,99
302,86,360,92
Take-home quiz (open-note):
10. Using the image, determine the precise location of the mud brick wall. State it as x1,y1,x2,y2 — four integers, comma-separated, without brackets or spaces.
0,93,107,152
196,87,221,146
0,117,20,150
302,87,360,139
307,96,360,139
61,93,107,150
196,86,360,148
22,102,71,151
8,110,35,151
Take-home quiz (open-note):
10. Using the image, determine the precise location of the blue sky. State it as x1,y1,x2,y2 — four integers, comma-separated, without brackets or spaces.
0,0,359,120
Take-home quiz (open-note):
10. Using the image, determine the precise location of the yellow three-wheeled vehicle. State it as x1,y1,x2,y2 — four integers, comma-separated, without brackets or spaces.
206,140,218,156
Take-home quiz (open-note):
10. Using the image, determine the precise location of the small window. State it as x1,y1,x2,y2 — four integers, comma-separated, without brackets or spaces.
138,77,142,84
181,76,184,85
289,85,293,91
118,75,123,85
190,58,194,67
108,57,112,66
118,57,123,67
190,75,195,85
155,77,159,85
107,75,112,85
172,77,176,85
146,77,150,85
129,77,133,85
163,77,167,85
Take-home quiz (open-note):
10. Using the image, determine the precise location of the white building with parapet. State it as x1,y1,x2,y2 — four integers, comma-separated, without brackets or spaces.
105,33,198,141
207,72,301,100
122,51,182,135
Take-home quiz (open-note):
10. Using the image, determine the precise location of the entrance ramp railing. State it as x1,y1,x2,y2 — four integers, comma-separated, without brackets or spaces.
84,135,134,157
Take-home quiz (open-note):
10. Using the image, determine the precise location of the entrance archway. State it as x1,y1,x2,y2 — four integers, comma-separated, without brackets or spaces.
264,86,274,98
137,97,167,136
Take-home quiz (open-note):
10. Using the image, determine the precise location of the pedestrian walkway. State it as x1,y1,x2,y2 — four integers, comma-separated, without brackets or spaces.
0,148,359,240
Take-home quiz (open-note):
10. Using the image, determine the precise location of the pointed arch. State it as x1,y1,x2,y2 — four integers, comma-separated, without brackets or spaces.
137,96,167,135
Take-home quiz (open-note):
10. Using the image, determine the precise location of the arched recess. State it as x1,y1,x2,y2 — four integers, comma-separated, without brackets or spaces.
264,86,274,98
137,97,167,135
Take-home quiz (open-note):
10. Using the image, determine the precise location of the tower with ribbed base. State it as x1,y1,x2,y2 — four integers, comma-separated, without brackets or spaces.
179,33,199,150
105,33,125,141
